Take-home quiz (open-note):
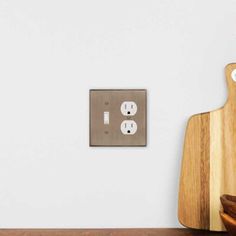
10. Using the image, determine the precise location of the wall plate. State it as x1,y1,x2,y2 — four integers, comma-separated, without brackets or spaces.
89,89,147,146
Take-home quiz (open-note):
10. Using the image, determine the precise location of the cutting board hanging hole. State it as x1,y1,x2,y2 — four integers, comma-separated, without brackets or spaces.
231,69,236,82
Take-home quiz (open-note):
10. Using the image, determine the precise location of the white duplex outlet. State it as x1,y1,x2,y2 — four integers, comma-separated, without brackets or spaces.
120,120,137,135
120,101,137,116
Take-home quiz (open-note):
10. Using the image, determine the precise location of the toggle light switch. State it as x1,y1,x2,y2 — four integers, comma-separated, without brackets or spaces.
104,111,109,125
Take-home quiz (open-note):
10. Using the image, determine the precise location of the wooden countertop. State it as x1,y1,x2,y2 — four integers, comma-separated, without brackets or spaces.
0,228,228,236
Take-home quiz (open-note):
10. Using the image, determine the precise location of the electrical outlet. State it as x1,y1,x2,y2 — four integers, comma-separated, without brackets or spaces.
120,120,137,135
120,101,137,116
90,89,147,146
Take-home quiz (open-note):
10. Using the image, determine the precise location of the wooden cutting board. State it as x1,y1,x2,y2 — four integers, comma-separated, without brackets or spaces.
178,63,236,231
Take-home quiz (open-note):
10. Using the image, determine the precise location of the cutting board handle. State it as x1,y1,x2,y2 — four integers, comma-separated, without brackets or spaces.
225,63,236,105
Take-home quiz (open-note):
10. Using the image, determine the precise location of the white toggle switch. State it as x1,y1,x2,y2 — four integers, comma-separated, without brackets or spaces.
104,111,109,125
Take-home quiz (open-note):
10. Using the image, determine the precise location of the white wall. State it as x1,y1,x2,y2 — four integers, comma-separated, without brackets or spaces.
0,0,236,228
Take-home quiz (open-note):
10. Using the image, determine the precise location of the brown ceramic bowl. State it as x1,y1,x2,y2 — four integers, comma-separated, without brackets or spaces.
221,194,236,219
220,211,236,236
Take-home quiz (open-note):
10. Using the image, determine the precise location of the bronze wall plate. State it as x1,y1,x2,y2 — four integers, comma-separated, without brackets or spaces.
89,89,147,146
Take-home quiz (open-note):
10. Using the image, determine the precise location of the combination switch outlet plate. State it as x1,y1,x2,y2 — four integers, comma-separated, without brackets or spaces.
89,89,147,146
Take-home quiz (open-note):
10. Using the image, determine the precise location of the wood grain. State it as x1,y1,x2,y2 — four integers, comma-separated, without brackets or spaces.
210,111,223,231
178,63,236,231
0,229,227,236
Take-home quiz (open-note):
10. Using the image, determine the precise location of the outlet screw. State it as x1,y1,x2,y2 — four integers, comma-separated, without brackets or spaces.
105,101,109,105
104,131,109,134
